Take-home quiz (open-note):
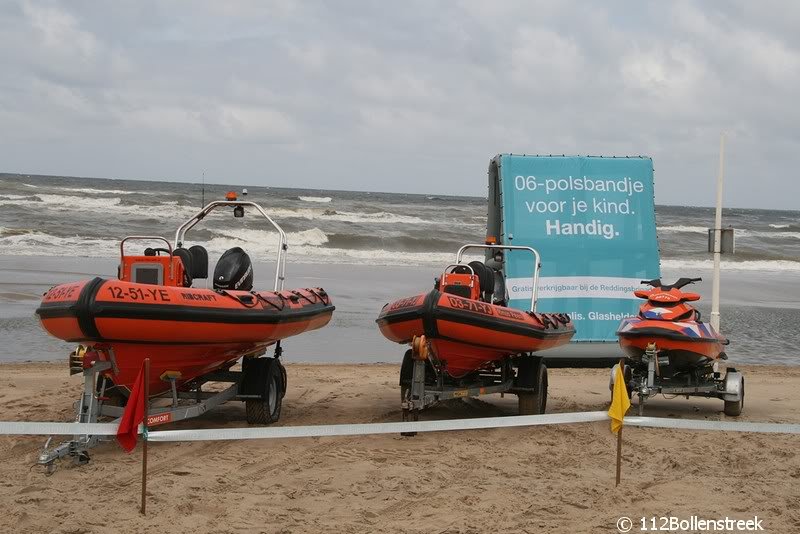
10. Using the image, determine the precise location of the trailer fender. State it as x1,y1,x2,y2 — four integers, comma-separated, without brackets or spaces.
722,370,744,402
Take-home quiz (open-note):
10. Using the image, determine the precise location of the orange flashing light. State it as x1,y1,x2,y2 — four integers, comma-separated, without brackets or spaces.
225,191,238,201
485,236,497,245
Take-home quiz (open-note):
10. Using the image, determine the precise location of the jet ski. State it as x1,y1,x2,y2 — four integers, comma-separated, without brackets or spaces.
614,277,743,416
617,277,728,370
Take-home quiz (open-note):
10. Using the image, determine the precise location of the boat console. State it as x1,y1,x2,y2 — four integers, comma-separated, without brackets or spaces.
118,236,187,287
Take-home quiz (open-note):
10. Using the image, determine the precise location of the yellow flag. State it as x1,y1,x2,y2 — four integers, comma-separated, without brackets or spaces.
608,365,631,434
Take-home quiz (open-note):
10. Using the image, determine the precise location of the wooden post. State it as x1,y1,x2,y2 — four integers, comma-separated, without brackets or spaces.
615,428,623,486
141,358,150,515
615,357,625,487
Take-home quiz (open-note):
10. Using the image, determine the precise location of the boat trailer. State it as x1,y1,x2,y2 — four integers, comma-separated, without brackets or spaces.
400,335,548,434
38,345,286,474
610,343,744,417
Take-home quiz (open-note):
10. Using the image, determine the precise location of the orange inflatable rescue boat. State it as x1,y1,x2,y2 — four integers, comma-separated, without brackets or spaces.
36,195,334,399
377,244,575,379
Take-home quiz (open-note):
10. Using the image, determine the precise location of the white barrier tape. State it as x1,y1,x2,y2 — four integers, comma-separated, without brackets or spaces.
1,414,799,440
0,422,118,436
147,411,610,442
626,417,800,434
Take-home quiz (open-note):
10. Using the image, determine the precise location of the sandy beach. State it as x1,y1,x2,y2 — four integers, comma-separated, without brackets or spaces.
1,362,799,533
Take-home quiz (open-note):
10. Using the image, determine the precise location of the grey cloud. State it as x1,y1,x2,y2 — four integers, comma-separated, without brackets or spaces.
0,0,797,209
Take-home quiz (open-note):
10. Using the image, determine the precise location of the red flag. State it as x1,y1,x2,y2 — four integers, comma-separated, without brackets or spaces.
116,362,146,452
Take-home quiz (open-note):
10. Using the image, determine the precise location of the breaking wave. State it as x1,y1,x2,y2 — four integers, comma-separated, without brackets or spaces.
298,196,332,203
661,259,800,272
0,229,458,266
657,225,708,234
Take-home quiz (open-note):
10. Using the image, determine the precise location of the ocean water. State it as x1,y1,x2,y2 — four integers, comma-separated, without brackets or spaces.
0,173,798,365
2,173,799,270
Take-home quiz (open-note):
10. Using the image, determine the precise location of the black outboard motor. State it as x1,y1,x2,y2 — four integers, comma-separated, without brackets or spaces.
213,247,254,291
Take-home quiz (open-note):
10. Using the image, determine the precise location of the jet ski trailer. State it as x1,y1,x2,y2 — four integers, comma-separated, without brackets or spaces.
37,194,334,472
613,278,744,416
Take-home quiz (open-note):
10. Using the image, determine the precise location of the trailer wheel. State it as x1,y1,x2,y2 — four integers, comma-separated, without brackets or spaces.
518,363,548,415
723,377,744,416
245,359,283,425
277,360,288,399
399,349,413,402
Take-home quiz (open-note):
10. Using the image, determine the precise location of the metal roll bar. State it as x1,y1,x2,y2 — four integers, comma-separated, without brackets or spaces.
174,201,288,291
455,244,541,312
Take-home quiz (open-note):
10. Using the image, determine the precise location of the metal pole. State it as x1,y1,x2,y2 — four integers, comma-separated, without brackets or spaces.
141,358,150,516
710,134,725,331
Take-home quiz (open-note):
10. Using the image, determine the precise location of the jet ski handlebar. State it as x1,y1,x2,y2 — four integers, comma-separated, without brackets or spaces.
456,244,541,312
640,277,702,289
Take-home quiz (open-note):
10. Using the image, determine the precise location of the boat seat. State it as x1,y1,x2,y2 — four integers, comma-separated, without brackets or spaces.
174,248,194,287
491,268,508,305
468,261,494,301
189,245,208,279
468,261,509,304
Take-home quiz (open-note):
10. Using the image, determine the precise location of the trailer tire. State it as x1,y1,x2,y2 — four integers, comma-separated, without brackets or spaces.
277,360,288,399
245,359,283,425
723,377,744,417
514,356,541,389
399,349,413,402
518,364,548,415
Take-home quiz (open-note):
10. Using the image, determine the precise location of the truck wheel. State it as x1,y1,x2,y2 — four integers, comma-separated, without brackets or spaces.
518,363,548,415
723,377,744,416
245,359,283,425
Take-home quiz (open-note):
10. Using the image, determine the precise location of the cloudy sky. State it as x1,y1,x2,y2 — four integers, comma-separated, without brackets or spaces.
1,1,798,208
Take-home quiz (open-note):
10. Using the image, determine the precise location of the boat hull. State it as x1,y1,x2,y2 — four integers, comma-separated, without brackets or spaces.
617,317,726,369
377,290,574,378
36,278,334,393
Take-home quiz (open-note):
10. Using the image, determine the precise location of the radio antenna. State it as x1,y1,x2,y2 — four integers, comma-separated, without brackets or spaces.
201,171,205,207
